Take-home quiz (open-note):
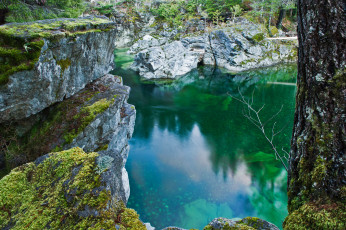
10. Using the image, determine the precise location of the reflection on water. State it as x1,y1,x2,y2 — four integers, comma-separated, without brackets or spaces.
112,49,297,229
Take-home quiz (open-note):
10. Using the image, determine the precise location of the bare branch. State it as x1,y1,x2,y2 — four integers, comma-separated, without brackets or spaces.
229,89,289,171
263,104,283,126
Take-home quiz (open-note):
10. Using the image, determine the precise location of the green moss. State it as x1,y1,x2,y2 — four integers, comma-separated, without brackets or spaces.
118,208,147,230
252,33,265,43
311,157,327,184
0,18,114,40
0,39,44,85
284,202,346,230
96,144,109,152
0,147,145,229
203,219,256,230
63,98,113,144
0,17,114,86
56,58,71,76
239,217,264,229
1,84,110,169
269,26,279,36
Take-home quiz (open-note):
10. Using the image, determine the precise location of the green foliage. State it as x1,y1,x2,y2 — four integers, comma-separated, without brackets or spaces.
0,147,146,229
151,0,185,27
0,0,86,23
231,4,243,19
95,4,115,16
203,0,242,17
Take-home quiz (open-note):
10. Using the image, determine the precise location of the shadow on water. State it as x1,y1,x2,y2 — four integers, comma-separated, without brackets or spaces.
111,49,297,229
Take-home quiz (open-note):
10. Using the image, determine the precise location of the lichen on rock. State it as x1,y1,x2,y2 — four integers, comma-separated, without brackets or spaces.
0,74,135,185
203,217,279,230
0,16,117,122
0,147,145,230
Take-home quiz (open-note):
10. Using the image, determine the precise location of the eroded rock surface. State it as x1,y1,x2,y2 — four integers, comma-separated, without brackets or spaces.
130,20,297,79
0,74,135,187
0,16,117,122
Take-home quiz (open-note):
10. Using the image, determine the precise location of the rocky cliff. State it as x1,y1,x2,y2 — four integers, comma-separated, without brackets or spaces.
130,19,297,80
0,74,135,199
0,16,117,123
0,16,143,229
0,147,145,230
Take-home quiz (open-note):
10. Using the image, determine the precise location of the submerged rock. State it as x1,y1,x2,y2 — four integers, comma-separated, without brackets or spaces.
130,20,297,79
0,147,146,229
0,16,117,123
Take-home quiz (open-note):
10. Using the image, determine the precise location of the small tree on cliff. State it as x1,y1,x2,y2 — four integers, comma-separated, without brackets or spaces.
284,0,345,229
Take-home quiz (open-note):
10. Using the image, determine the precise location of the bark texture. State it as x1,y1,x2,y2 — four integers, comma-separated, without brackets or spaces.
285,0,345,228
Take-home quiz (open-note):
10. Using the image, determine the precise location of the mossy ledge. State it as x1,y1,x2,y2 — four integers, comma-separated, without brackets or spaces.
0,16,117,123
0,147,145,230
0,74,134,171
0,16,115,86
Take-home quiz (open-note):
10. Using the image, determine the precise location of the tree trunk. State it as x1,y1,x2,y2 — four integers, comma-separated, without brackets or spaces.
276,7,286,29
285,0,345,228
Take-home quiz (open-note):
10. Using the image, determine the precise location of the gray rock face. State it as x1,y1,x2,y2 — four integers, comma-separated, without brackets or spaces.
1,74,136,203
0,17,117,123
131,38,205,79
112,13,156,48
59,74,136,203
206,217,239,229
129,34,168,54
130,20,297,79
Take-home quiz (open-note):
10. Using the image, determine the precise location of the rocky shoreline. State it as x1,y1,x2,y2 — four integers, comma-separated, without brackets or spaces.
129,19,297,80
0,16,283,230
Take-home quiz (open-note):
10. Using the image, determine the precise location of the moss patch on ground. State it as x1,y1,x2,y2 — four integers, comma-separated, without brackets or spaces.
0,147,146,229
0,17,113,40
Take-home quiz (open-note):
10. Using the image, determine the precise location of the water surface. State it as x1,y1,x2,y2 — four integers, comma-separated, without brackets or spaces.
112,48,297,229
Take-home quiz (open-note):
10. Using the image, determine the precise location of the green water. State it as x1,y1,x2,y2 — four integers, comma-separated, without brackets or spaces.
112,48,297,229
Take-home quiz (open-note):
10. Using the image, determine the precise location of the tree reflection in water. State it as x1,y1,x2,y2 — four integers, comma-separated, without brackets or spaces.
112,50,297,229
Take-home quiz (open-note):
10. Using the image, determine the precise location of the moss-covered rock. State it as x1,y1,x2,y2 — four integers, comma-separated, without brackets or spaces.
0,74,135,176
0,16,117,123
283,202,346,230
203,217,279,230
0,147,145,230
